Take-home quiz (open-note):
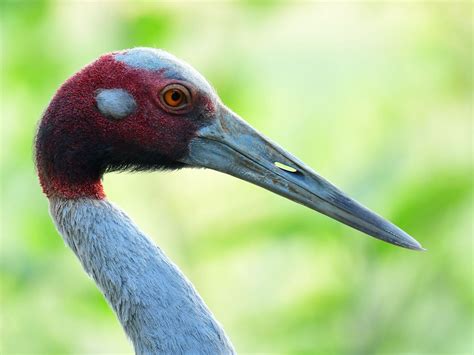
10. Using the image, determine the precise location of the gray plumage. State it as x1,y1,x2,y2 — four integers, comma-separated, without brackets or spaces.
50,197,235,355
36,47,422,355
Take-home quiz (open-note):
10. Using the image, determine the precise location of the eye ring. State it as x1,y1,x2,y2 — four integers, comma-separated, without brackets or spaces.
159,84,192,112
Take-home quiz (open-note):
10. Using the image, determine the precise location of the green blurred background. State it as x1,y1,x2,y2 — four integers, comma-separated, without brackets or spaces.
1,1,472,354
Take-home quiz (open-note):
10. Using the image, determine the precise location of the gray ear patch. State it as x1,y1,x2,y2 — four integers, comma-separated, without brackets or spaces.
95,89,137,120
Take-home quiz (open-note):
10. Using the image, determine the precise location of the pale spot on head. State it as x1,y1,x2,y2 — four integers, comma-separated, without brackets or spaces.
95,89,137,120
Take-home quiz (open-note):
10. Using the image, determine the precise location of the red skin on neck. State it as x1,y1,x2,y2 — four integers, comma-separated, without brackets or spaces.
41,175,106,200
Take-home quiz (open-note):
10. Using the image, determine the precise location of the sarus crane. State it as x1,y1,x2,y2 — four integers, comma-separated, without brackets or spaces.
35,48,423,354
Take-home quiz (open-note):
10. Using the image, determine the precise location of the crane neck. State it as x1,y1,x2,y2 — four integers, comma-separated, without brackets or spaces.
49,197,234,354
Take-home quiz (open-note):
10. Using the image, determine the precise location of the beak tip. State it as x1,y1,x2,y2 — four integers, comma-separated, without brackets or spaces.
401,235,425,252
414,244,427,252
409,244,426,252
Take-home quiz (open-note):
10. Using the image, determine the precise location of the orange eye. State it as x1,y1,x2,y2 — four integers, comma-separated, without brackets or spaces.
160,84,191,110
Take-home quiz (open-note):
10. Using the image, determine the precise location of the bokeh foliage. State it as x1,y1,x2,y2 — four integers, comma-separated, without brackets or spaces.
0,1,472,354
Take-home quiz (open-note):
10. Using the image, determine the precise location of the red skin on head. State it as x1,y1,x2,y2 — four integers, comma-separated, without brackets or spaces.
36,54,206,199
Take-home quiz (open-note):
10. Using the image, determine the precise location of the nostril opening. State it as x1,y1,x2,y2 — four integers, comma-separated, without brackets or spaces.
274,161,299,174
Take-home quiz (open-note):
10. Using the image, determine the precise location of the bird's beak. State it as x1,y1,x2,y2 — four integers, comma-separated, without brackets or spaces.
179,107,424,250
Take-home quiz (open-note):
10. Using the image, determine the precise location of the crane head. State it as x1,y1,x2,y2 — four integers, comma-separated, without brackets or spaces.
35,47,423,251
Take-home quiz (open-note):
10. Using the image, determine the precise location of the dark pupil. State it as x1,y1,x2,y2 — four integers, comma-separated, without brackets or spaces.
171,91,181,102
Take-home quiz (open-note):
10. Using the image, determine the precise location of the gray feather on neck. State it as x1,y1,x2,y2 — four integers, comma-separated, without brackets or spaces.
50,197,235,355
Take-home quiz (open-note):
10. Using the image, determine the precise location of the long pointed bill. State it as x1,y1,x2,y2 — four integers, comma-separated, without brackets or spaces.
179,108,423,250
